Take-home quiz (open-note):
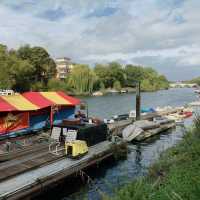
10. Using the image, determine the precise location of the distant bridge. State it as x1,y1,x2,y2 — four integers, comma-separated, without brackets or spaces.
169,83,198,88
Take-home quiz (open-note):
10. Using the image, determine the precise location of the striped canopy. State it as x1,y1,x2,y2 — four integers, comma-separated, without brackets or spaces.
0,92,80,112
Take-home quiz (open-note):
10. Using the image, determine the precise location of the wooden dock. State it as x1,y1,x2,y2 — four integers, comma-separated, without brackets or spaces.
0,140,119,200
108,108,182,135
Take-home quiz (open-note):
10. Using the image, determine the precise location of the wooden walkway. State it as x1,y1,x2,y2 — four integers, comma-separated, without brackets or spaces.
0,141,114,200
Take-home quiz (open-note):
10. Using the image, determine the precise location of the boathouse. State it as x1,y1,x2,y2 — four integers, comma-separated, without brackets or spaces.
0,92,80,138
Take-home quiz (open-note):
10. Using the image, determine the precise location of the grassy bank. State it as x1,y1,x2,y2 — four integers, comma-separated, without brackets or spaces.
108,117,200,200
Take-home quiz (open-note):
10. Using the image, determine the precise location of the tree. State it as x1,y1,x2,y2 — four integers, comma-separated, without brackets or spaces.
0,44,34,91
113,80,122,91
8,54,34,92
0,45,12,89
67,64,97,94
108,62,126,87
94,62,126,88
94,64,112,88
17,45,56,85
47,78,71,91
124,65,146,85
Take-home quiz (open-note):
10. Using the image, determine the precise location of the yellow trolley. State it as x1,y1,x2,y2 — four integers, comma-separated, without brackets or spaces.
65,140,88,159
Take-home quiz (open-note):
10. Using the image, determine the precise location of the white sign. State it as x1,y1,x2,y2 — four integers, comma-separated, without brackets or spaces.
51,127,61,141
65,130,77,142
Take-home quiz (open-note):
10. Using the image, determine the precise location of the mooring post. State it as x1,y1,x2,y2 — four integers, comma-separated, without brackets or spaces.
136,81,141,121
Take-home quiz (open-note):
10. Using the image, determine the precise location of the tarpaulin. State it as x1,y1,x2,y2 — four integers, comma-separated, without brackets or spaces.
24,91,80,107
0,112,29,135
0,92,80,112
1,95,39,111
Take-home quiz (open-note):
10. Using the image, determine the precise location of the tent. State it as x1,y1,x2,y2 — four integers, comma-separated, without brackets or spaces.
0,92,80,137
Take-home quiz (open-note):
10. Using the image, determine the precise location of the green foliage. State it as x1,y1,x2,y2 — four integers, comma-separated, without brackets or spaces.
0,43,168,94
0,45,34,91
124,65,169,91
67,64,97,94
187,77,200,85
0,44,56,92
113,80,122,91
31,82,45,91
100,82,105,91
17,45,56,84
110,118,200,200
94,62,126,88
47,78,71,91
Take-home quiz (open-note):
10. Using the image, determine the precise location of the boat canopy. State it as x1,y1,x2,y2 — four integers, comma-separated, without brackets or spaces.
0,91,80,112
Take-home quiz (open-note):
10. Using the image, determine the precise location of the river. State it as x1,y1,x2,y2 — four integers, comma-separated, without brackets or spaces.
37,88,198,200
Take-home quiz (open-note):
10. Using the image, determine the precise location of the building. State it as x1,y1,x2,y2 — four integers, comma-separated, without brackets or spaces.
55,57,74,79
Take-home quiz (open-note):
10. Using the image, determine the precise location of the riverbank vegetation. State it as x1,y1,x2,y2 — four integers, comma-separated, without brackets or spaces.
187,76,200,85
108,117,200,200
0,43,169,94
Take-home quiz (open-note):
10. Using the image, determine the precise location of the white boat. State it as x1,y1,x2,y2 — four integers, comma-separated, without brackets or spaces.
189,101,200,106
194,89,200,94
92,91,103,96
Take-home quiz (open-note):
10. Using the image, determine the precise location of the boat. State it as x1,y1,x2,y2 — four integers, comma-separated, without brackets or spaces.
92,91,103,96
194,89,200,94
189,101,200,106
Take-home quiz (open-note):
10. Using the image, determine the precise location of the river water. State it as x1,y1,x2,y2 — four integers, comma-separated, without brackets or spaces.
38,88,198,200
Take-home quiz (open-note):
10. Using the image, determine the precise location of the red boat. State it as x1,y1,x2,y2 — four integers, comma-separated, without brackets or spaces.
182,111,193,118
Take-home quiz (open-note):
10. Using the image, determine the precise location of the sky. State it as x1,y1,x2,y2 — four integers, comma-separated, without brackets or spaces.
0,0,200,81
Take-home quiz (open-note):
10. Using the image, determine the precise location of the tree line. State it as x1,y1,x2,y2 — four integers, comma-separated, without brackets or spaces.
0,44,169,94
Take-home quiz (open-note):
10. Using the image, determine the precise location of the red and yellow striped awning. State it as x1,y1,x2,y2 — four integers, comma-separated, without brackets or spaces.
0,92,80,112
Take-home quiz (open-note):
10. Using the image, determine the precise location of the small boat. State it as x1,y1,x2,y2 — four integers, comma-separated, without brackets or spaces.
141,108,156,113
92,91,103,96
182,111,193,118
189,101,200,106
120,90,128,93
194,89,200,94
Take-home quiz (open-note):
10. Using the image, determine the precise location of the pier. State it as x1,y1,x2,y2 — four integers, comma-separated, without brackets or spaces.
0,140,122,200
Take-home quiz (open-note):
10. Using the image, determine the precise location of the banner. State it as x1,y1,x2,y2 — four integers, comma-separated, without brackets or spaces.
0,112,29,135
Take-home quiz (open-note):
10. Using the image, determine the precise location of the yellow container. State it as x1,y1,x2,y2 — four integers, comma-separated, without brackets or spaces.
65,140,88,158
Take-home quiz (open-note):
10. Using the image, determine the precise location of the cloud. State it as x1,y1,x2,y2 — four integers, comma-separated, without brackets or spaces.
38,7,66,21
0,0,200,80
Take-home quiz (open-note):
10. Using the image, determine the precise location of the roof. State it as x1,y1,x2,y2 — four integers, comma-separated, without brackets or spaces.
0,92,80,112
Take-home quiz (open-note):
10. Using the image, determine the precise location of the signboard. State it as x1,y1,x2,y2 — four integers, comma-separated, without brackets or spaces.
65,129,77,142
51,127,61,140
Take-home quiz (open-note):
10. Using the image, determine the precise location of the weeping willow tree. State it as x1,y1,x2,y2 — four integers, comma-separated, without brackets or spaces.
67,64,97,94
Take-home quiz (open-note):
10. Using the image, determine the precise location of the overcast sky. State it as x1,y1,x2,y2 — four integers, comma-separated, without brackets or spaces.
0,0,199,81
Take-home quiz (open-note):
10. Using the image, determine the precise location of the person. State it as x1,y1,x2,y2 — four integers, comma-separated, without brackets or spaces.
75,110,86,120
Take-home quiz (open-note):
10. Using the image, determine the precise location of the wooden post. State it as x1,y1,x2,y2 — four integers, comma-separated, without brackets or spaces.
136,81,141,121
